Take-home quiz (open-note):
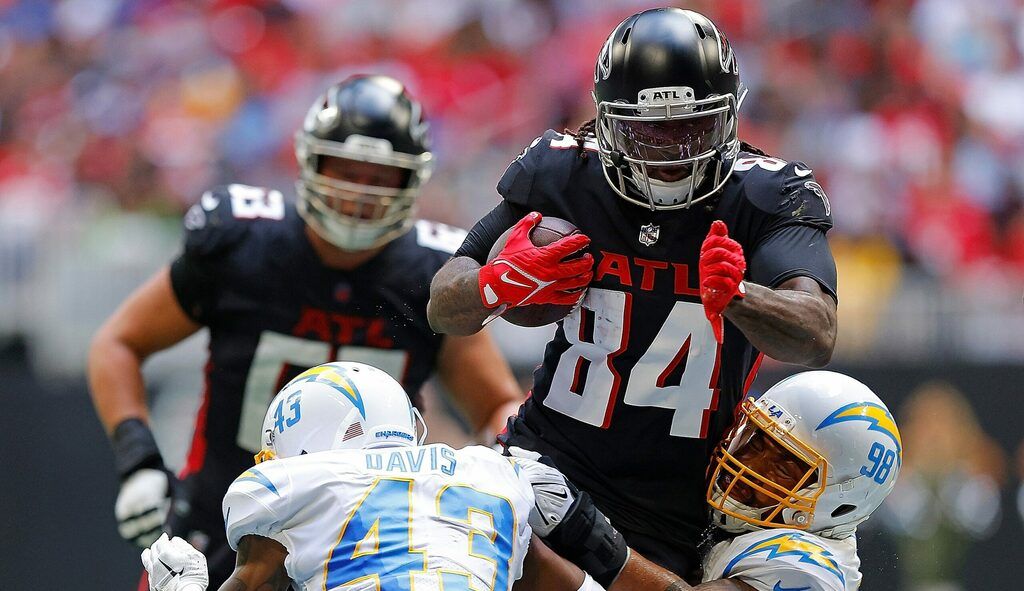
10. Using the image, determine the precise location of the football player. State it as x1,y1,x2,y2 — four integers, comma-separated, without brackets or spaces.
141,370,899,591
427,8,838,579
88,75,523,587
527,371,901,591
140,361,591,591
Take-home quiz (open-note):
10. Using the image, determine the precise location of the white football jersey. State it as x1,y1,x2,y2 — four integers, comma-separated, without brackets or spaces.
702,529,862,591
223,444,535,591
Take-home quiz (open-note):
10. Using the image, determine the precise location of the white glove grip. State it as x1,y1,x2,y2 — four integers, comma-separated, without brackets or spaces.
116,468,171,547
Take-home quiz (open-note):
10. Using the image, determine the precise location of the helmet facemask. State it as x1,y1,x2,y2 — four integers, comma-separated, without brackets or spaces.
595,88,743,210
295,131,433,252
707,398,827,533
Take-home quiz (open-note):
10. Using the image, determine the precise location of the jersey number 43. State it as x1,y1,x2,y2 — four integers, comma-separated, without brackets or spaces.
325,478,517,591
545,288,722,439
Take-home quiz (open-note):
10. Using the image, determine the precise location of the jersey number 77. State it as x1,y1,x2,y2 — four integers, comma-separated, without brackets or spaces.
544,288,723,439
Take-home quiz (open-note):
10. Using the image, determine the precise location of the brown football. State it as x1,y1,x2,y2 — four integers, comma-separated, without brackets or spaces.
486,216,586,327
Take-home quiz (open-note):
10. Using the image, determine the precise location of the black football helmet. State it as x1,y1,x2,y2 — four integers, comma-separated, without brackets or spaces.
295,75,433,251
593,8,747,210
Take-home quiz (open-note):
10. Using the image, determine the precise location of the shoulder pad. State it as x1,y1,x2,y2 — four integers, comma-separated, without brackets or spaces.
222,463,292,550
182,184,287,258
719,531,848,591
413,220,468,255
496,129,582,209
732,155,833,231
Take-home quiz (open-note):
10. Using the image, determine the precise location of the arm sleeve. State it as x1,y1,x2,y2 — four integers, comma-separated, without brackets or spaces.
748,224,837,301
452,200,529,264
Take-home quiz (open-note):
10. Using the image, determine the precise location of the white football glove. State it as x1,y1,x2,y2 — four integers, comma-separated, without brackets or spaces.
116,468,172,548
141,533,209,591
509,449,577,538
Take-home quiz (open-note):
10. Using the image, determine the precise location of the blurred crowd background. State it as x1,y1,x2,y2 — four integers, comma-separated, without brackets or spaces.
1,1,1022,590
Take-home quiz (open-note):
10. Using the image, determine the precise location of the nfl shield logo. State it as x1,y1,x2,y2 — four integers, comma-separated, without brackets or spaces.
639,223,660,246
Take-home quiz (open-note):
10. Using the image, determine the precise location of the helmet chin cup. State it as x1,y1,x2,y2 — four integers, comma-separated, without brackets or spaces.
628,160,710,208
710,486,764,534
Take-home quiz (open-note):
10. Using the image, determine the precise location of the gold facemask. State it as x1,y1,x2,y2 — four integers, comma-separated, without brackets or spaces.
254,449,276,465
707,398,827,529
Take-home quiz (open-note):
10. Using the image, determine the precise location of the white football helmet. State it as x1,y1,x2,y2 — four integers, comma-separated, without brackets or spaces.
254,362,425,463
707,371,902,539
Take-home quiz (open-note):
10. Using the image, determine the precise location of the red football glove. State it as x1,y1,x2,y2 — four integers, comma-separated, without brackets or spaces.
479,212,593,310
699,220,747,344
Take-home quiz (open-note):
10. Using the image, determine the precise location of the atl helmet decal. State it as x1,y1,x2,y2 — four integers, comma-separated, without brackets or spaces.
287,365,367,418
236,468,280,497
724,532,845,585
408,100,429,146
715,25,737,74
305,87,341,134
683,9,738,75
815,402,902,464
595,34,614,83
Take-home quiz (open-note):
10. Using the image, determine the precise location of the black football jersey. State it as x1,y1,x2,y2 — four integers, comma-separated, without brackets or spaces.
459,130,837,561
168,183,466,507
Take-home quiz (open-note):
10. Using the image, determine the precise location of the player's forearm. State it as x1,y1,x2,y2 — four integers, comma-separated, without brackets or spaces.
88,332,151,434
482,399,522,442
438,330,523,438
427,256,492,335
723,282,836,367
608,552,692,591
89,267,201,434
221,536,291,591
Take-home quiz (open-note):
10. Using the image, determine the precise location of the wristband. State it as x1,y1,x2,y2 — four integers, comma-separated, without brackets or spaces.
111,418,164,480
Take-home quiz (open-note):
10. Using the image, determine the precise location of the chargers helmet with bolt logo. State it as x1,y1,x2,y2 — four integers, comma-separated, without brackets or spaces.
255,361,426,464
295,75,433,251
707,371,902,539
593,8,747,210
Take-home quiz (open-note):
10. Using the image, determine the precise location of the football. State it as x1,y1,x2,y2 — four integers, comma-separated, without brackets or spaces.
486,216,586,327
